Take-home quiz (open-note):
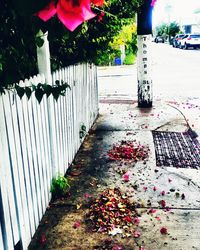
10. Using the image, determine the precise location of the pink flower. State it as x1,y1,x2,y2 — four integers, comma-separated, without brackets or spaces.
143,186,148,191
37,0,102,32
160,227,168,234
161,200,166,207
161,191,166,196
155,216,161,221
153,186,157,191
151,0,157,7
39,235,46,245
73,221,81,228
123,173,130,182
134,217,140,225
149,208,157,214
139,247,147,250
133,231,141,238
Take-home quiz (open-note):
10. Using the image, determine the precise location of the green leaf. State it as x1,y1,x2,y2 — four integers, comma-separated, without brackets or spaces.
42,84,53,98
55,80,60,86
52,88,60,101
16,85,25,99
35,87,44,103
25,87,32,99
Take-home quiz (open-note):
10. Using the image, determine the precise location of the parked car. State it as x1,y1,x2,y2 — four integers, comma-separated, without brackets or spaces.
154,36,165,43
179,34,200,49
172,34,185,48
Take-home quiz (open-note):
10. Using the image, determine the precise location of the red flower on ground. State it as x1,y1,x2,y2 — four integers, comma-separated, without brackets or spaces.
161,200,166,207
161,191,166,196
73,221,81,228
122,173,130,182
153,186,157,191
160,227,168,234
133,231,141,238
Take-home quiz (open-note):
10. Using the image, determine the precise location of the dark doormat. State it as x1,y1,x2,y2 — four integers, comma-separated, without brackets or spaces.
152,130,200,168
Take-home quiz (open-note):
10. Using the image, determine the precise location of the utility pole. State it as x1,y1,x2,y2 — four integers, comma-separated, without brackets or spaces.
137,0,153,108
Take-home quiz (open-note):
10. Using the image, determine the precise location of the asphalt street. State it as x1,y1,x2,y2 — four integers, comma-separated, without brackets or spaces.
98,42,200,100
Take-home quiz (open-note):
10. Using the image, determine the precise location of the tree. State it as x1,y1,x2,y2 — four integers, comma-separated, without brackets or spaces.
155,22,180,38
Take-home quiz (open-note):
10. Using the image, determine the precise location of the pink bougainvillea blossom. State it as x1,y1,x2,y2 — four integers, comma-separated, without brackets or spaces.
153,186,157,191
37,0,104,31
161,191,166,196
160,227,168,235
160,200,166,207
73,220,81,228
151,0,157,7
133,217,140,225
122,173,130,182
133,231,141,238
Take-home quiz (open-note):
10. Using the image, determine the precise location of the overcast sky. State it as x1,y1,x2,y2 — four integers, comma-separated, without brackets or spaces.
153,0,200,26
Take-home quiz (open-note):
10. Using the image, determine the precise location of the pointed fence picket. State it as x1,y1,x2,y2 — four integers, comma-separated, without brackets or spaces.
0,63,98,250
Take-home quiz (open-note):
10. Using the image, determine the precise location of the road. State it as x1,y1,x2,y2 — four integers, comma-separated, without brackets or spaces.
98,43,200,100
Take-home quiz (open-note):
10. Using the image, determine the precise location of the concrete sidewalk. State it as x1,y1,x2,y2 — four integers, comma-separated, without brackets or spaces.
29,95,200,250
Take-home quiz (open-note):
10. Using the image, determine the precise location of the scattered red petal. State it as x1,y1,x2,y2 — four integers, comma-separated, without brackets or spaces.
161,200,166,207
133,217,140,225
107,140,149,162
155,216,161,221
133,231,141,238
123,216,133,223
160,227,168,234
149,209,157,214
161,191,166,196
123,173,130,182
73,221,81,229
143,186,148,191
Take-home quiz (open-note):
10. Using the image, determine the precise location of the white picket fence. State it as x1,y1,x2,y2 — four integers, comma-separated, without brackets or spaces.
0,63,98,250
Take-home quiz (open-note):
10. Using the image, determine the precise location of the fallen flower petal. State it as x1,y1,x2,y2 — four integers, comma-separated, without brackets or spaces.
160,227,168,234
161,200,166,207
139,247,147,250
161,191,166,196
134,217,140,225
143,186,148,191
155,216,161,221
149,208,157,214
133,231,141,238
123,173,130,182
153,186,157,191
73,221,81,229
